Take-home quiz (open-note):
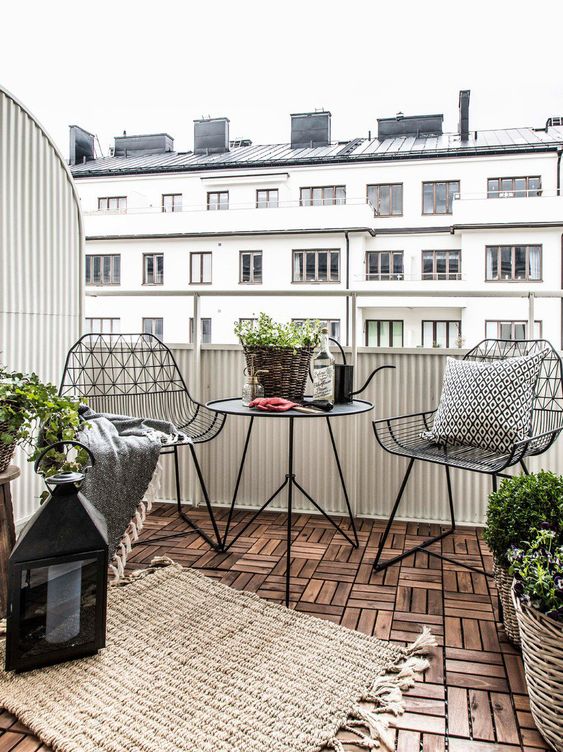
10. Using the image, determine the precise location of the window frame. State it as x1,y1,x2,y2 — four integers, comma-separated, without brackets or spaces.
292,318,341,340
292,249,340,283
487,176,542,198
365,251,404,281
85,254,121,286
299,186,346,207
188,317,212,344
84,317,120,334
161,193,182,212
421,320,462,348
485,320,543,340
485,245,543,282
189,252,212,285
142,253,164,285
142,317,163,339
421,180,460,215
365,320,404,347
256,189,279,208
366,183,403,216
97,196,127,212
421,250,462,281
239,251,263,284
207,191,229,210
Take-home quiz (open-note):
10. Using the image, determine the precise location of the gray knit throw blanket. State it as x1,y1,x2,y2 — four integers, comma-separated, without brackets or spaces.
77,406,182,579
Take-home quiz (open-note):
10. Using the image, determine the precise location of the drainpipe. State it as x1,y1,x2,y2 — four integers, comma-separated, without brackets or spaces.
557,148,563,196
345,231,350,346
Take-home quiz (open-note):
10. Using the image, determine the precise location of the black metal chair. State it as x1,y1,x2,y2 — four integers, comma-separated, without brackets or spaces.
372,339,563,574
60,333,225,549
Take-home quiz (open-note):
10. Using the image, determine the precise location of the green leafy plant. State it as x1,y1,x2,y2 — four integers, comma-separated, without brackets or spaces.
509,528,563,621
484,471,563,567
0,367,85,474
234,313,322,350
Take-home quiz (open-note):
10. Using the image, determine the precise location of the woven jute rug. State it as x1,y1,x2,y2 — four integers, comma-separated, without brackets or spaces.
0,559,435,752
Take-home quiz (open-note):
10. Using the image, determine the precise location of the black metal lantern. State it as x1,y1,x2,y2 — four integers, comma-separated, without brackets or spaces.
5,441,108,672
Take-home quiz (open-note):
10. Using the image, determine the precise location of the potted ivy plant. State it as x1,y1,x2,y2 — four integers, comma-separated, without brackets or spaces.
0,367,83,475
234,314,321,402
508,528,563,751
483,471,563,645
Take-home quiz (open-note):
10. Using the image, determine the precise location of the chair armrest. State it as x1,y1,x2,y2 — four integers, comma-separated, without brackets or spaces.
513,426,563,449
373,409,437,427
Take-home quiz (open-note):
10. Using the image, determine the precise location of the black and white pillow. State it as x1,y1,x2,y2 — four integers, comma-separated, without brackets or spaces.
426,349,548,453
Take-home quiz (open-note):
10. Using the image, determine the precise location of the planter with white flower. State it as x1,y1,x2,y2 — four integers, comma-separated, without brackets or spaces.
483,472,563,646
509,528,563,752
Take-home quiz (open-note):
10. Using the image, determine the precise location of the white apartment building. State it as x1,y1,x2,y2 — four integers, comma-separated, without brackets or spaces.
70,92,563,349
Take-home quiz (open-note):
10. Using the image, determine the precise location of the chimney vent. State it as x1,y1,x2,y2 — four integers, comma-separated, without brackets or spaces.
194,117,230,155
113,133,174,157
458,90,470,142
69,125,95,165
291,111,331,149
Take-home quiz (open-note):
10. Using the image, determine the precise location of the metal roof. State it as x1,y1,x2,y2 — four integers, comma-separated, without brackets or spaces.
70,126,563,178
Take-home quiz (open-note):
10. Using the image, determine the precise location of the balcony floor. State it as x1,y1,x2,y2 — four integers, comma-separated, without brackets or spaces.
1,504,549,752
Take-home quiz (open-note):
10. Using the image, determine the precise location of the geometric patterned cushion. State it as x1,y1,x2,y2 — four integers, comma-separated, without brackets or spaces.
427,350,548,453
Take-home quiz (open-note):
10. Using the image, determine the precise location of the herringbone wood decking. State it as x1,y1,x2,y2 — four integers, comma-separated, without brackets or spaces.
0,504,550,752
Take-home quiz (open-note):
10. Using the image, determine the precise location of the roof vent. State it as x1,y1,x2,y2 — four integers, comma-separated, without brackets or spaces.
377,113,443,140
546,117,563,128
113,133,174,157
230,138,252,148
291,111,331,149
194,117,230,155
458,90,470,142
69,125,95,165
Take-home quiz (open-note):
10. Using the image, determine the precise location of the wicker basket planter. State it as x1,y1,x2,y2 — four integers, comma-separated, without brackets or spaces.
0,422,16,474
493,559,521,646
242,345,313,402
513,588,563,751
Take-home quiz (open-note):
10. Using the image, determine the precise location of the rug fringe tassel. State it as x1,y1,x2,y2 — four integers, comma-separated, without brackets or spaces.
327,627,436,751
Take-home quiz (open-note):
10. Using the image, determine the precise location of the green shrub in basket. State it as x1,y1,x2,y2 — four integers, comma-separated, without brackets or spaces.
508,527,563,621
234,313,321,351
484,471,563,567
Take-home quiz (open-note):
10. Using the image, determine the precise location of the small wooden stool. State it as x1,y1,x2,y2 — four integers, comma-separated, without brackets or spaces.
0,465,19,618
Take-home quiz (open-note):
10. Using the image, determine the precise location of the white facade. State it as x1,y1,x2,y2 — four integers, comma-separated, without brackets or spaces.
74,135,563,350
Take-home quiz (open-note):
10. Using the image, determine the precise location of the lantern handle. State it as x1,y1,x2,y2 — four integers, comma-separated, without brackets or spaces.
34,440,95,476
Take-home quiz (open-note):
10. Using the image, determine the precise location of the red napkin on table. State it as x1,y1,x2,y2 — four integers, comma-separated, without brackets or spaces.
248,397,298,412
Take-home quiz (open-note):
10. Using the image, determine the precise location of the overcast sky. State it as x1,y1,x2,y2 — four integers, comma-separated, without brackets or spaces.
2,0,563,160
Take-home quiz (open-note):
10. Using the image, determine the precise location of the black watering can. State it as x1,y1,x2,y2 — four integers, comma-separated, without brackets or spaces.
329,338,395,404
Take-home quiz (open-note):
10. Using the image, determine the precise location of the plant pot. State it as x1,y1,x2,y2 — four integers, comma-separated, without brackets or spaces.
242,345,313,402
512,587,563,751
493,559,521,646
0,421,16,474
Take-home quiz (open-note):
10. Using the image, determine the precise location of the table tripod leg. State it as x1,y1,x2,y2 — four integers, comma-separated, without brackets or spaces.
222,417,254,549
326,416,359,547
286,417,295,607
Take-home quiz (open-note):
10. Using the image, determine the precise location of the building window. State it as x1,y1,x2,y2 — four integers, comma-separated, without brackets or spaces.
207,191,229,210
366,251,404,280
162,193,182,212
421,250,461,280
422,181,459,214
189,318,212,344
422,320,461,348
143,318,163,339
238,317,257,327
292,250,340,282
239,251,262,284
190,252,212,284
85,254,120,286
143,253,164,285
97,196,127,212
367,184,403,216
486,245,542,281
365,320,404,347
300,186,346,207
256,189,279,208
84,317,120,334
293,319,341,340
485,321,542,341
487,177,542,198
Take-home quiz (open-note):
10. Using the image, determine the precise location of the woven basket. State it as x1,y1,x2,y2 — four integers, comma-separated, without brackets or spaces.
242,345,313,402
0,422,16,474
493,559,521,646
513,588,563,751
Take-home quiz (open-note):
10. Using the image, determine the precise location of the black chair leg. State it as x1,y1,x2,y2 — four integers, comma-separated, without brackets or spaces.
373,458,415,571
186,443,223,549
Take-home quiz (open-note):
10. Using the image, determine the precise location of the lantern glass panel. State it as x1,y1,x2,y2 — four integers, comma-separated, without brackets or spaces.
14,554,101,665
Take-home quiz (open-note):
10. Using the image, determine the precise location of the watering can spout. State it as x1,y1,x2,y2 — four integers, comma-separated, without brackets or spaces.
327,338,395,403
350,365,396,398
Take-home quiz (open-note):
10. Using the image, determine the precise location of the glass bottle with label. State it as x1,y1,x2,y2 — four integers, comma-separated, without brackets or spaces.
312,327,335,403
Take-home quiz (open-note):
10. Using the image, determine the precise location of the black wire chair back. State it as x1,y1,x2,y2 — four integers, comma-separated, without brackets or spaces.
60,333,222,443
463,339,563,457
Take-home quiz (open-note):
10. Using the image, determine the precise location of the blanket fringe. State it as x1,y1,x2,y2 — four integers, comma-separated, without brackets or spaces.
326,627,436,751
115,555,180,586
109,460,162,585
